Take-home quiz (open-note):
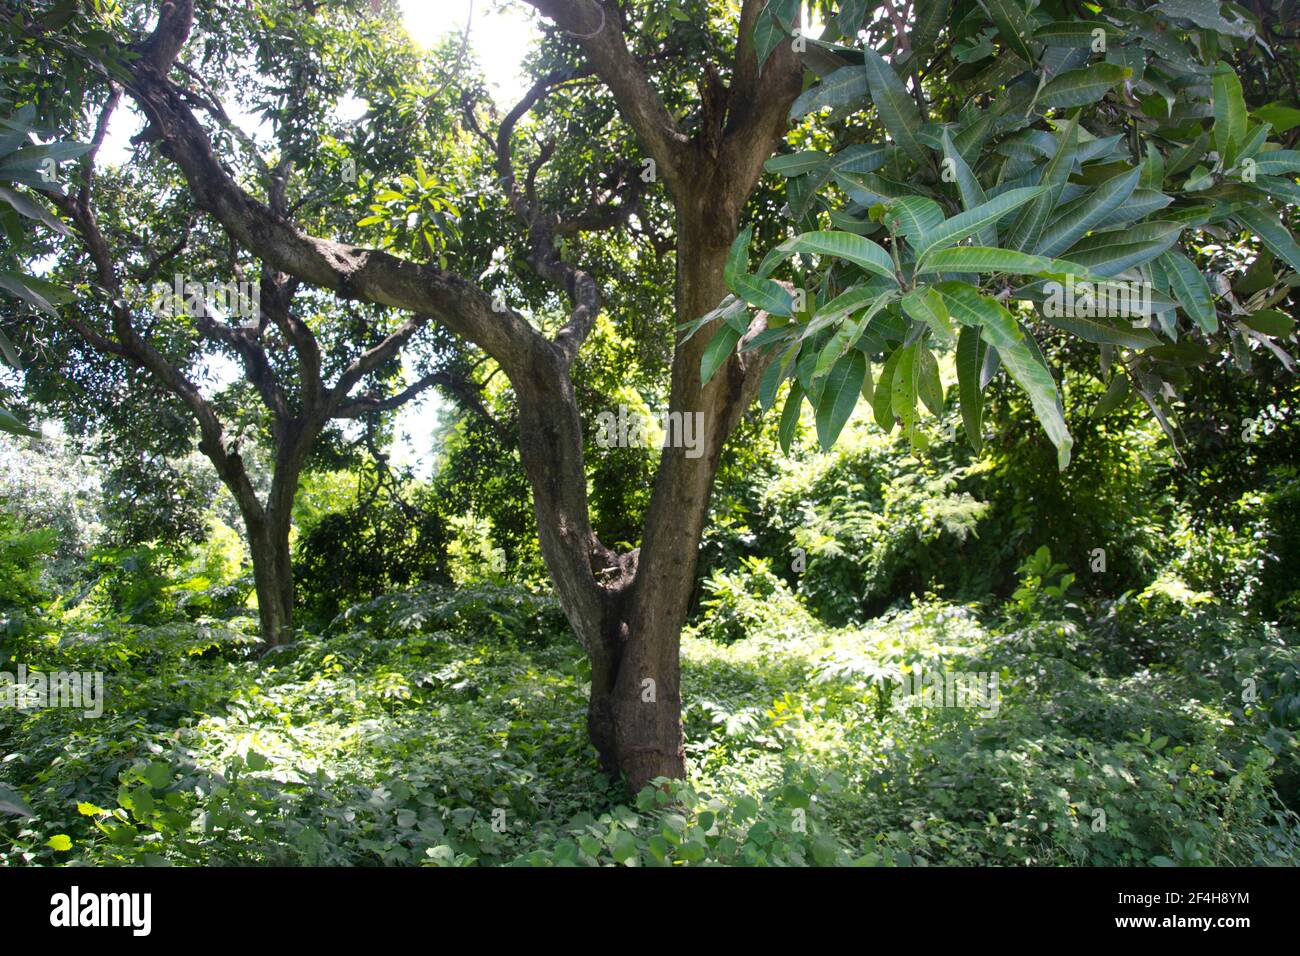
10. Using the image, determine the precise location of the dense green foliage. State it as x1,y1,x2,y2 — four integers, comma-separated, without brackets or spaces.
2,0,1299,866
4,388,1299,864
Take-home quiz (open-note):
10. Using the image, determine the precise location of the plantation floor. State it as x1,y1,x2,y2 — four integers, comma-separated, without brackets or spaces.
2,583,1298,866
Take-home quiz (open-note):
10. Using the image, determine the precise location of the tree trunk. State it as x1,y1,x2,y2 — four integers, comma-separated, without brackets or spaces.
246,511,295,647
581,223,748,792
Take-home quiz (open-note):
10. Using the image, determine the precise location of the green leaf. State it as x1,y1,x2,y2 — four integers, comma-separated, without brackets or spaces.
1093,372,1131,418
1235,205,1300,274
1240,309,1295,337
1039,307,1162,348
1033,21,1124,47
1252,149,1300,176
0,405,38,437
940,129,994,245
815,350,866,449
1036,167,1140,258
1155,0,1255,38
917,186,1047,263
752,5,786,70
916,345,944,416
1003,115,1079,253
701,323,742,386
1038,64,1130,109
956,325,986,453
758,345,794,411
890,342,927,450
1063,221,1183,275
917,246,1053,276
47,834,72,852
911,0,952,54
0,185,70,235
781,231,898,283
764,151,830,177
725,226,752,291
934,282,1072,467
882,196,945,245
1158,250,1217,333
1253,103,1300,135
985,0,1038,64
1212,63,1248,165
0,327,20,369
778,381,804,453
872,346,903,431
731,273,794,316
862,48,928,163
901,286,955,342
0,270,56,316
790,64,868,121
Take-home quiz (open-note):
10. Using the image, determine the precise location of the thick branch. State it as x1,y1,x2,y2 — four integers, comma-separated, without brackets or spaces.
522,0,691,191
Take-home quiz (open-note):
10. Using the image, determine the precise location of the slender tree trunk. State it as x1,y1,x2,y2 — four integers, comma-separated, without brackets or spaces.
580,222,746,791
226,425,314,648
245,509,295,646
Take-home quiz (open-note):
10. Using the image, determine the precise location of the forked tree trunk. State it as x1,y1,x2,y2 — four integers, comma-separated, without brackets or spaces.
580,225,747,791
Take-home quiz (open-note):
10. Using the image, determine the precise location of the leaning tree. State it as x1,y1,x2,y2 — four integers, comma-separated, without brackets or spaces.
6,0,1298,790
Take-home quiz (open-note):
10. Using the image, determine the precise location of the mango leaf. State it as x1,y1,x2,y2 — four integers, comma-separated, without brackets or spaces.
752,4,786,70
862,48,927,163
882,196,945,245
1236,204,1300,274
1038,64,1130,109
917,246,1053,276
1212,62,1248,165
1240,309,1295,337
1003,114,1079,252
1093,371,1131,418
872,345,903,431
1040,309,1162,348
701,323,742,386
815,350,866,449
0,271,56,316
1062,221,1183,275
1156,0,1255,40
956,324,986,453
891,341,926,449
940,129,994,245
0,327,20,368
901,286,955,342
1036,166,1140,257
725,226,752,290
916,345,944,416
1033,21,1125,47
790,64,869,121
758,344,795,411
764,151,831,177
0,406,39,437
1252,149,1300,176
0,185,70,235
778,381,804,453
1158,250,1217,333
934,282,1072,467
985,0,1038,64
917,186,1048,265
731,273,794,316
780,230,897,283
